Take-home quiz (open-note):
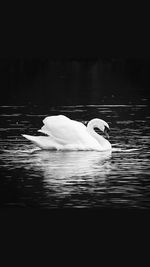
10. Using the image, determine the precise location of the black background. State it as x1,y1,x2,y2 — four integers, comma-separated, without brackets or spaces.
1,9,150,106
0,56,150,105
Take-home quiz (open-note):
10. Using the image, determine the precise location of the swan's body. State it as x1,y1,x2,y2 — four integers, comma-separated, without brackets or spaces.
22,115,111,151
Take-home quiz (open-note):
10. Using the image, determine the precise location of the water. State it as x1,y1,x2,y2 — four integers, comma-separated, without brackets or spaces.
0,101,150,209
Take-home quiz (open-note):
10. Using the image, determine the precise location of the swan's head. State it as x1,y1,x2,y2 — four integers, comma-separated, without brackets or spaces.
87,118,110,138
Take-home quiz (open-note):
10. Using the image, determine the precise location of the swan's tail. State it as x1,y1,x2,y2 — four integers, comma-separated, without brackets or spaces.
22,134,43,148
22,134,38,142
22,134,59,150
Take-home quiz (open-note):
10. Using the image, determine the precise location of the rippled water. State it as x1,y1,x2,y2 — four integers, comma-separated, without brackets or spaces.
0,102,150,209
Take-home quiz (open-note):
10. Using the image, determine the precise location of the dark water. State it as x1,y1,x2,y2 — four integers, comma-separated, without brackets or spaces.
0,100,150,209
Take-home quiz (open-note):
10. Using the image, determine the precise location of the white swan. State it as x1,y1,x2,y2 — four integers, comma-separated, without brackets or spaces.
22,115,111,151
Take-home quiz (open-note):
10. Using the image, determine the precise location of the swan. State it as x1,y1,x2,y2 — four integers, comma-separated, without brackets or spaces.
22,115,111,151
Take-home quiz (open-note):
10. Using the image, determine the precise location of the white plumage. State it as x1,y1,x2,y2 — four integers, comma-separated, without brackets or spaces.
22,115,111,151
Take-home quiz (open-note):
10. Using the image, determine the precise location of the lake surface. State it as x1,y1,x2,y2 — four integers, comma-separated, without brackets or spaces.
0,100,150,209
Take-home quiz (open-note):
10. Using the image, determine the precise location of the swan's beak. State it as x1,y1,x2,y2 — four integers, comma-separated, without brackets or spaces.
104,126,110,139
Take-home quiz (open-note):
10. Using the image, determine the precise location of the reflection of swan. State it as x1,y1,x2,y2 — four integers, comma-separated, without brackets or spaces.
22,115,111,151
31,150,112,181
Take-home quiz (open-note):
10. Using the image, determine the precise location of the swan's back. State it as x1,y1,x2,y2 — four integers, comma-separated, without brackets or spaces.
39,115,90,145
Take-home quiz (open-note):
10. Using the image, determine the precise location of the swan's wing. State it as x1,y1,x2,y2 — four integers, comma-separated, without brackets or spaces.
38,115,89,145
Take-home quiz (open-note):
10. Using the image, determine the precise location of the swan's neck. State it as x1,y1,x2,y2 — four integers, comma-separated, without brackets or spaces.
87,120,102,142
87,119,111,149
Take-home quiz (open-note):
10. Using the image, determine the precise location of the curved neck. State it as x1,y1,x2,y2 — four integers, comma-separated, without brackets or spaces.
87,119,111,149
87,120,103,142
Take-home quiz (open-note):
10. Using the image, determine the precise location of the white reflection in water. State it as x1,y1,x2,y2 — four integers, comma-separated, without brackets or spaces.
30,150,112,183
1,147,112,198
29,150,112,199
